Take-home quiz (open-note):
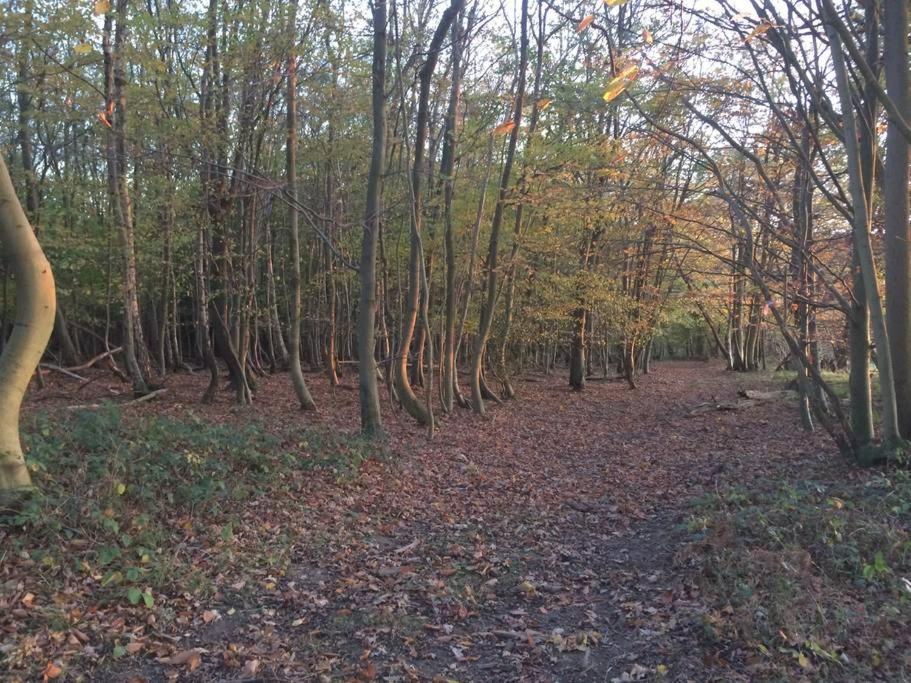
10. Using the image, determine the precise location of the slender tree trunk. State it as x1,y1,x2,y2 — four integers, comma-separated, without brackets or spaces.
286,0,316,411
104,6,150,395
394,0,463,427
826,9,901,450
358,0,387,436
440,13,463,413
471,0,528,414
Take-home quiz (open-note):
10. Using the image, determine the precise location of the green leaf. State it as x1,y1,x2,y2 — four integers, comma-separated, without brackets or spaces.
142,590,154,609
127,587,142,605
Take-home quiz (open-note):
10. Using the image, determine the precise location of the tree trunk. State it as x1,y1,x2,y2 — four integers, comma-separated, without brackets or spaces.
440,12,463,414
883,0,911,438
0,156,56,499
471,0,528,414
286,0,316,411
104,5,150,395
394,0,463,427
358,0,387,436
826,8,901,450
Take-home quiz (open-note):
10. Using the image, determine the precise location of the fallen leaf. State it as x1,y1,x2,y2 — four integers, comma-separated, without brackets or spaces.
42,662,63,682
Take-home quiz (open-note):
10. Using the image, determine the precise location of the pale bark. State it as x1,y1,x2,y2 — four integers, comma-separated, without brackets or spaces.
0,155,56,497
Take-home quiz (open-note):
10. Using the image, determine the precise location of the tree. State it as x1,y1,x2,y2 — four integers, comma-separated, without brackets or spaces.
0,155,55,500
358,0,387,436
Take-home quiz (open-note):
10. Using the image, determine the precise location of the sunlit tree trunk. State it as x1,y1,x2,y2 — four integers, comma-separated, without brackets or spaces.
0,156,56,499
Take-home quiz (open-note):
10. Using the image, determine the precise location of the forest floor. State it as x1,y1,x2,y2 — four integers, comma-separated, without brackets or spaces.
3,361,909,682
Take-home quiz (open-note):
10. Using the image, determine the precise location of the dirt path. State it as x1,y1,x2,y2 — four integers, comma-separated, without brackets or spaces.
25,362,834,682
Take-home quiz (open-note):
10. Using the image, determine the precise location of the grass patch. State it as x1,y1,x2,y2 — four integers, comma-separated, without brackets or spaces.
683,468,911,680
1,407,384,610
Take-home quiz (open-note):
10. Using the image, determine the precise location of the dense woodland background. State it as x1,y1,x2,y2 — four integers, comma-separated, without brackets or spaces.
2,0,911,679
0,0,907,453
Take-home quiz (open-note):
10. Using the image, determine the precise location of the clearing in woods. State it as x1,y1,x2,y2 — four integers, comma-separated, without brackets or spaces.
2,362,857,681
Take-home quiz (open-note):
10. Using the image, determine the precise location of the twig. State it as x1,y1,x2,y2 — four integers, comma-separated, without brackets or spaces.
66,388,167,411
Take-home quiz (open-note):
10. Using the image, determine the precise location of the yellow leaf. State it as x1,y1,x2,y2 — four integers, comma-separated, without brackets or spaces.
743,19,774,43
623,64,639,78
536,98,553,111
643,29,653,45
74,42,93,55
116,482,126,495
797,651,811,669
602,65,639,103
656,663,668,676
577,15,595,32
604,0,629,6
93,0,111,14
492,120,516,136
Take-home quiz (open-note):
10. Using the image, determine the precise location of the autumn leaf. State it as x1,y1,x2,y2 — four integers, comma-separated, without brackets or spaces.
743,19,774,43
643,29,653,45
93,0,111,14
603,64,640,103
158,648,205,670
604,0,629,6
577,15,595,32
536,98,553,111
74,42,93,55
492,121,516,136
42,662,63,682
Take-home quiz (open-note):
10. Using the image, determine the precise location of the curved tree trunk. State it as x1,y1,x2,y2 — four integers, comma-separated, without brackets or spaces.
0,156,56,499
394,0,464,426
